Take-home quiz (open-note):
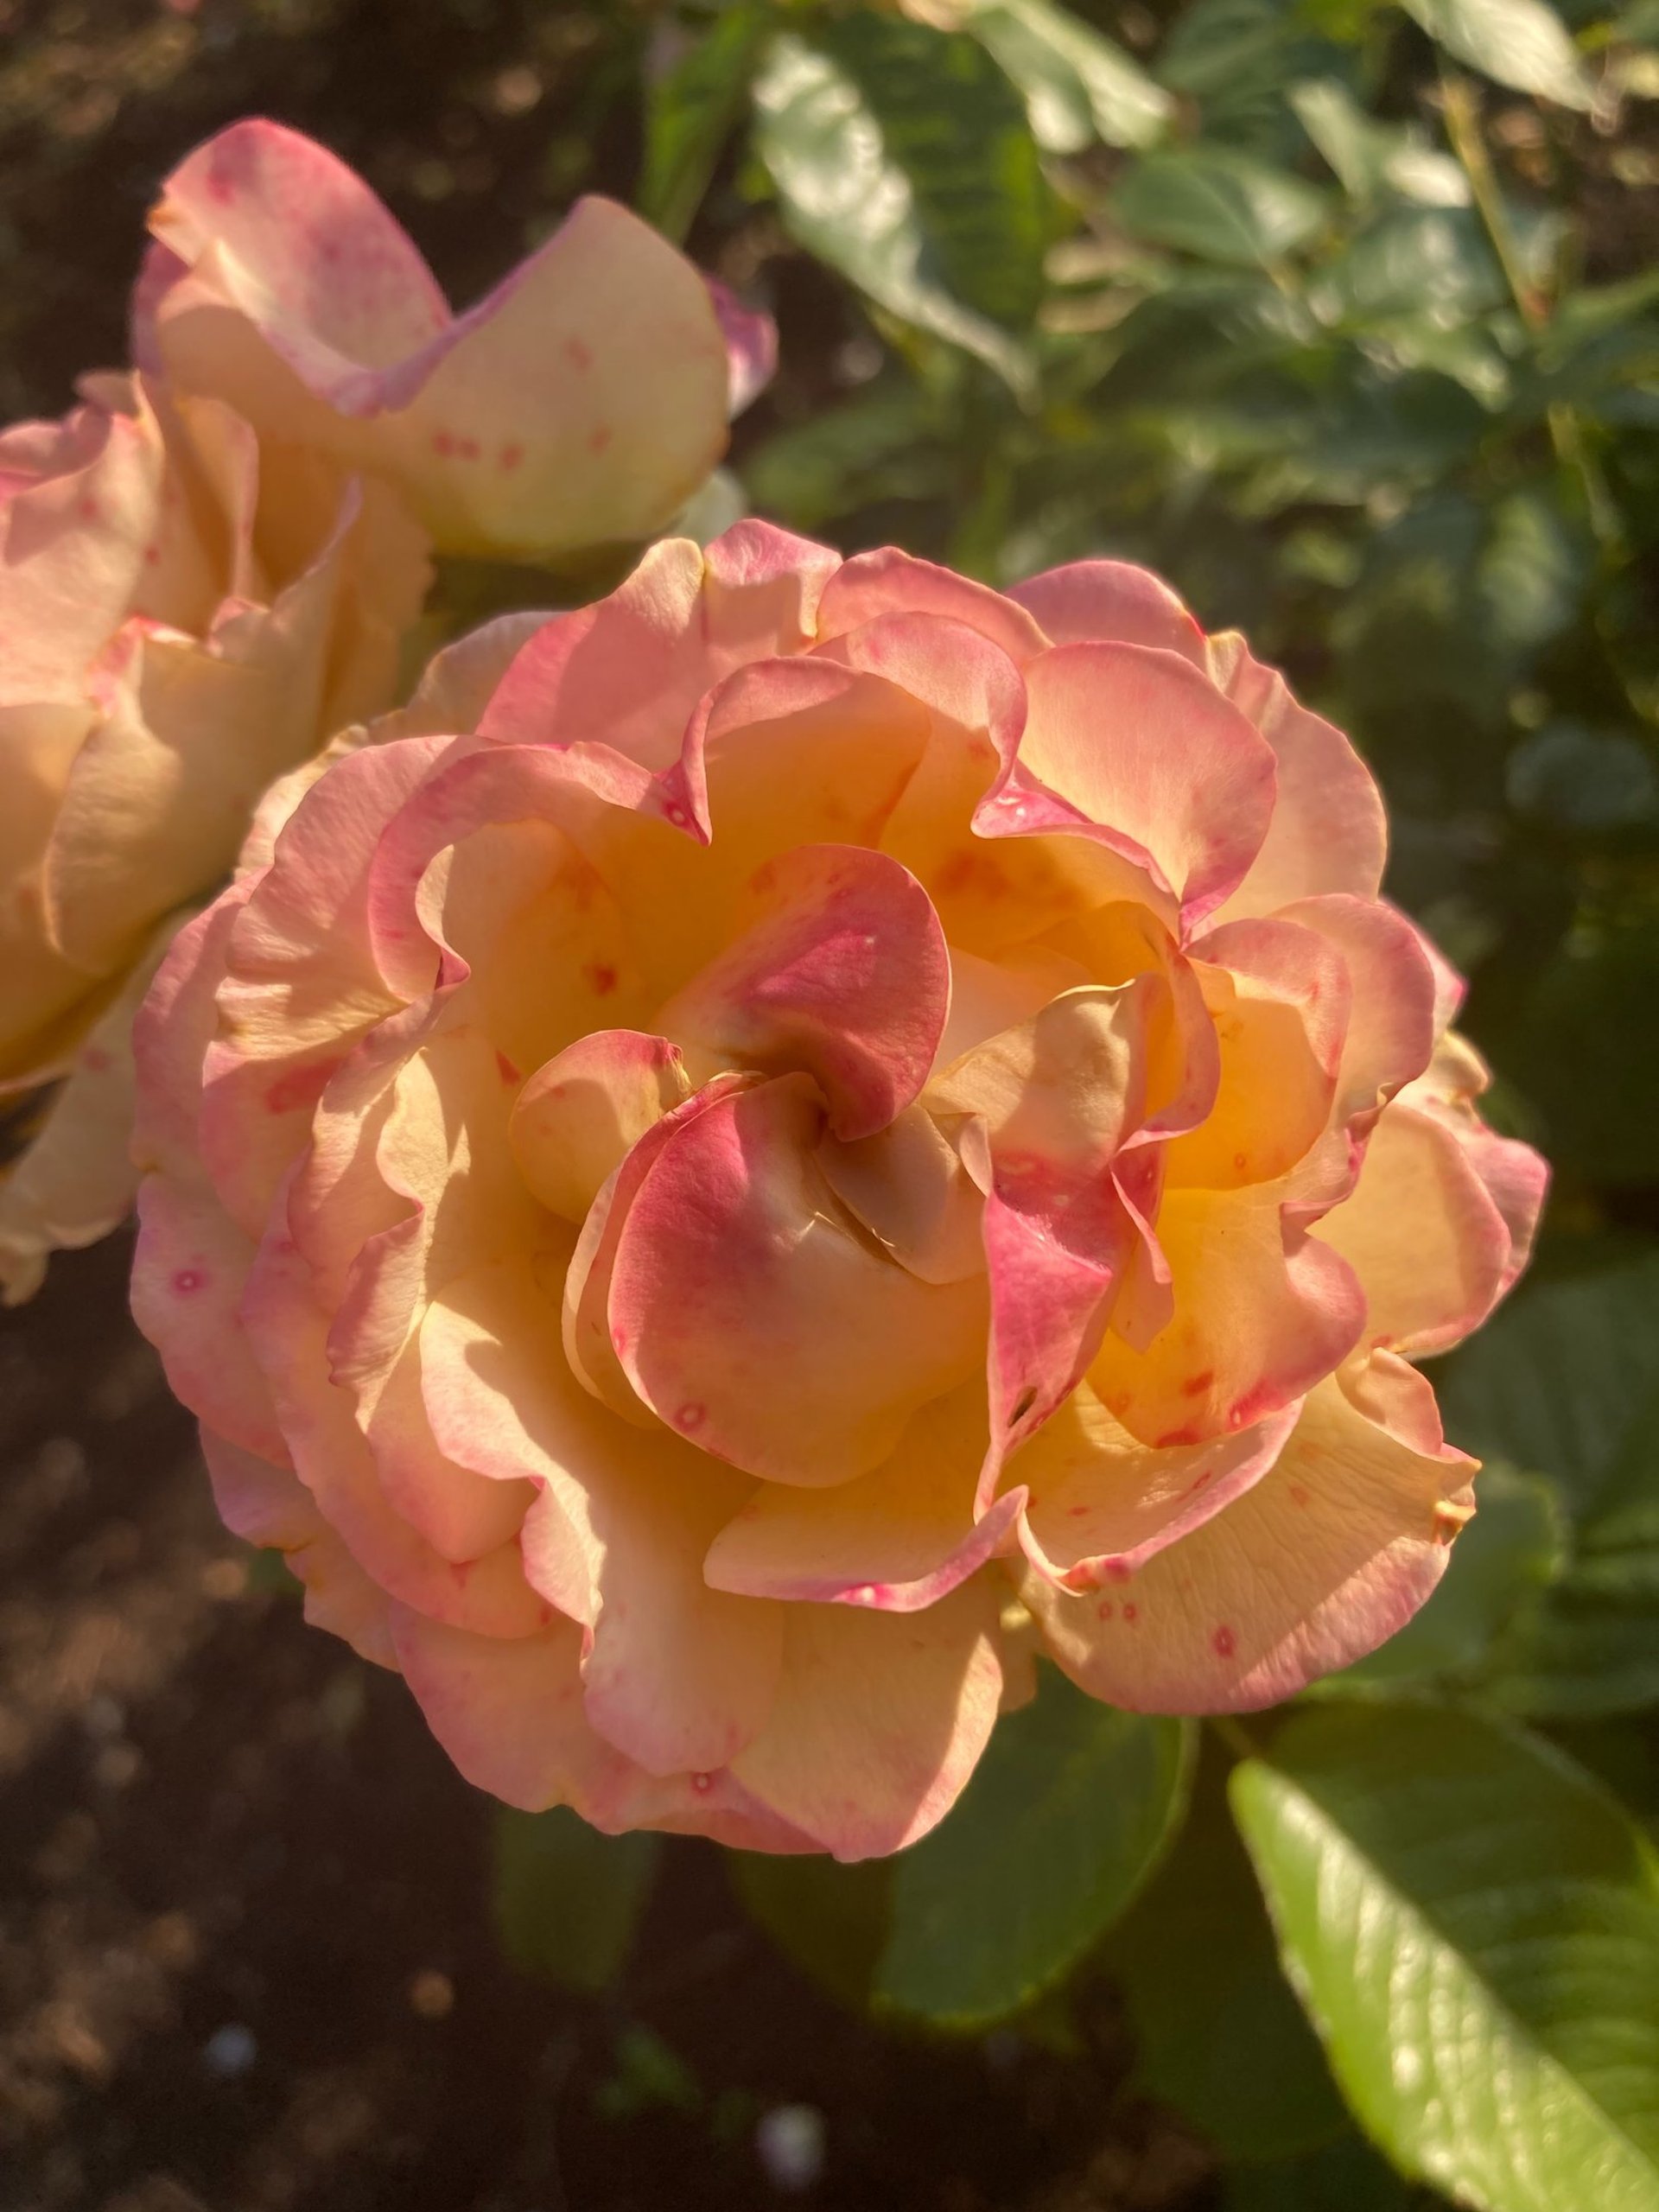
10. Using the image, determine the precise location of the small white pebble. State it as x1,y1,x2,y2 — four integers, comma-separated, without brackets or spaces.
756,2104,826,2194
202,2023,257,2079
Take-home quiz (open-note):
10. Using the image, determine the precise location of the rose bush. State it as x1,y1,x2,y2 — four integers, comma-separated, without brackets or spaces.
131,521,1547,1860
0,370,426,1299
137,119,774,562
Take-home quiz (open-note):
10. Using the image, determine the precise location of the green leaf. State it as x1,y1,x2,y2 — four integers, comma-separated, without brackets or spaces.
873,1668,1194,2029
1507,723,1659,833
1440,1255,1659,1714
1396,0,1594,108
741,378,951,530
1441,1255,1659,1513
1232,1704,1659,2212
639,6,771,242
1225,2132,1428,2209
726,1850,893,2012
1111,148,1331,267
492,1806,660,1993
956,0,1173,151
1109,1761,1349,2160
1290,77,1470,205
1499,924,1659,1191
751,22,1047,393
1314,1462,1564,1695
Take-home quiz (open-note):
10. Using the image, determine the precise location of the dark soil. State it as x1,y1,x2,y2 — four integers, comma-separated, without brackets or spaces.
0,1241,1215,2212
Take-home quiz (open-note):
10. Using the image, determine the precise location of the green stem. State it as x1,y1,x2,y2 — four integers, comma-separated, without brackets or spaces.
1208,1714,1261,1764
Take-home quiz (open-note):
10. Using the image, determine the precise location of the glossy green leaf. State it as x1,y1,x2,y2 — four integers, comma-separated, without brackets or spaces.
1111,148,1330,267
492,1806,660,1993
1110,1761,1348,2160
639,6,770,242
957,0,1173,151
873,1668,1194,2028
1396,0,1593,108
1233,1704,1659,2212
751,23,1046,392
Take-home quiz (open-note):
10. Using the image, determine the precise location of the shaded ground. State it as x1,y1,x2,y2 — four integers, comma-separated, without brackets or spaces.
0,1242,1213,2212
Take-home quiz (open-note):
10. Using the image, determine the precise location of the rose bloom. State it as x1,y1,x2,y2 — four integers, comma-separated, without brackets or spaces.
132,523,1547,1860
0,118,772,1300
137,119,773,563
0,372,426,1300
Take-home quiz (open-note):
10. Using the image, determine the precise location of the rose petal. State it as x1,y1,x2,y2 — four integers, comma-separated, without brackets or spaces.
704,1382,1024,1611
609,1074,988,1485
657,842,950,1141
511,1028,690,1224
1206,633,1387,920
1007,559,1206,664
1023,1361,1475,1711
1016,641,1276,929
728,1578,1006,1861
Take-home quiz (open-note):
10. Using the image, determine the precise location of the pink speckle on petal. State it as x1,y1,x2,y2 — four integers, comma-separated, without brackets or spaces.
431,429,457,457
1122,1602,1138,1624
677,1402,705,1432
78,497,99,522
143,543,161,567
1096,1600,1115,1621
495,1049,522,1085
1289,1483,1310,1508
1212,1625,1236,1658
172,1268,206,1294
1181,1369,1216,1399
1102,1558,1133,1586
80,1045,111,1073
587,424,613,455
587,963,618,997
1067,1503,1090,1518
457,435,481,461
564,336,594,372
498,442,524,472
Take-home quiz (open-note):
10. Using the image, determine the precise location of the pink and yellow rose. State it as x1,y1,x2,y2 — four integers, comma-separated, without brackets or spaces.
0,371,425,1300
0,118,773,1299
131,523,1547,1860
137,119,772,563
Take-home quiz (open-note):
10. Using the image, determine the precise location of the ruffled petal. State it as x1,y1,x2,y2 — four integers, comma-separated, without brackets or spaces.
1014,1384,1299,1589
480,524,839,766
389,1606,810,1848
1091,1180,1365,1446
511,1028,690,1224
1313,1101,1520,1357
657,842,950,1140
704,1383,1024,1611
1206,633,1386,921
144,123,740,558
608,1074,988,1484
728,1578,1007,1861
1007,559,1206,663
1022,1360,1474,1711
1015,642,1276,930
